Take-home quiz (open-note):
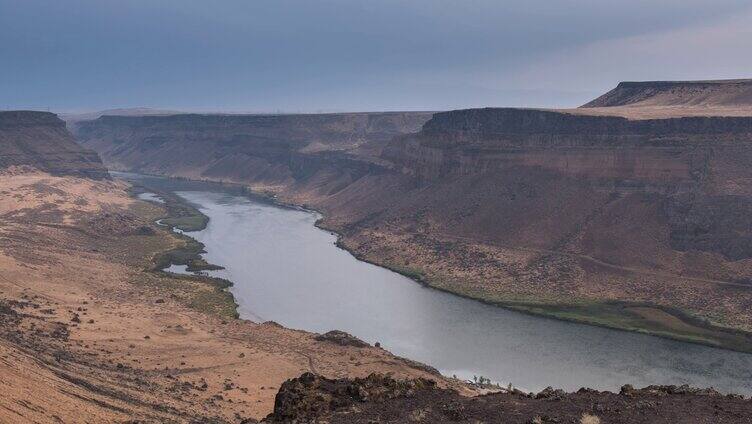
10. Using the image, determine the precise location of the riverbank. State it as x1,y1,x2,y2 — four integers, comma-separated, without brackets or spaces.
231,177,752,354
333,227,752,354
130,184,228,275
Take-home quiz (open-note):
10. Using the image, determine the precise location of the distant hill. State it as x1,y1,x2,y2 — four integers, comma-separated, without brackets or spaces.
59,108,182,126
582,79,752,108
72,111,433,183
0,111,108,179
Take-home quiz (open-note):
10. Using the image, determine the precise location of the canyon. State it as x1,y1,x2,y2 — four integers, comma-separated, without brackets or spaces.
4,79,752,422
73,80,752,351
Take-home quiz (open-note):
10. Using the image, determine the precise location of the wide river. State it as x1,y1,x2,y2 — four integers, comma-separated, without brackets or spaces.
123,173,752,395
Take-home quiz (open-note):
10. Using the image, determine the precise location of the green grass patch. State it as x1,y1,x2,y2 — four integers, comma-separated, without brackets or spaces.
125,180,237,319
158,192,208,232
152,234,223,273
497,300,752,353
134,271,238,320
129,184,208,232
413,273,752,353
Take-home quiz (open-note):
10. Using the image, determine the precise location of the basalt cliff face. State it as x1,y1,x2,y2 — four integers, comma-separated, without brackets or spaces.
73,82,752,350
0,111,109,179
387,108,752,186
73,112,431,190
385,108,752,260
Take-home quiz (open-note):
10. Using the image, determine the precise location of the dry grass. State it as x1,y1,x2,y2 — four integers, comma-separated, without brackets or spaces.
581,413,602,424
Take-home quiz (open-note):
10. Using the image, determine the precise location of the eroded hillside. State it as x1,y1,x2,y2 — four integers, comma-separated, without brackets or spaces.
332,107,752,350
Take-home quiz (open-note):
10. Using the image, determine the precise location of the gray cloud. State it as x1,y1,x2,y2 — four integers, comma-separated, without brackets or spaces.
1,0,750,111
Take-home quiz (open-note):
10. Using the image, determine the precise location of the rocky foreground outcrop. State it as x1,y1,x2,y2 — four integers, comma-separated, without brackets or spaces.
0,111,109,179
265,373,438,423
264,373,752,423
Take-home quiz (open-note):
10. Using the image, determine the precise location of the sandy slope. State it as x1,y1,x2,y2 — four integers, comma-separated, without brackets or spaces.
0,170,456,423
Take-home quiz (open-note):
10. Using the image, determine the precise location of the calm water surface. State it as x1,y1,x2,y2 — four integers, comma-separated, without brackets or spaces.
121,173,752,394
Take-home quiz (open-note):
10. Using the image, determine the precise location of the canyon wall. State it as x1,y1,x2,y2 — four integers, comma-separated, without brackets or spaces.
385,108,752,186
0,111,109,179
74,112,431,193
383,108,752,261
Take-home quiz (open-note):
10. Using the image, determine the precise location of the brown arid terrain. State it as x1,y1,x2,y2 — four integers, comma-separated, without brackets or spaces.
0,111,459,423
72,79,752,352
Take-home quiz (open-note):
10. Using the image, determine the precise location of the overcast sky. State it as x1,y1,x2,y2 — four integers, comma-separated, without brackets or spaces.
2,0,751,113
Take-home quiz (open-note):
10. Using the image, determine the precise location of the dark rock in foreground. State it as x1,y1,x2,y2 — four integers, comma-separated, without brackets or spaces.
265,373,752,423
314,330,370,348
265,373,437,423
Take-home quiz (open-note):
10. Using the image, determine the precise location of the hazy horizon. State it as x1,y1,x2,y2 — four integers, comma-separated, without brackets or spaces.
2,0,752,113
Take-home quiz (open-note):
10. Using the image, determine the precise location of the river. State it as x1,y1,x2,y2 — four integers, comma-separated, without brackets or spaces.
122,173,752,395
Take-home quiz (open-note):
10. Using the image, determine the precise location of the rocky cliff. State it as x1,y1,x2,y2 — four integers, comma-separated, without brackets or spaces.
74,112,431,191
0,111,109,179
386,107,752,185
384,107,752,258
